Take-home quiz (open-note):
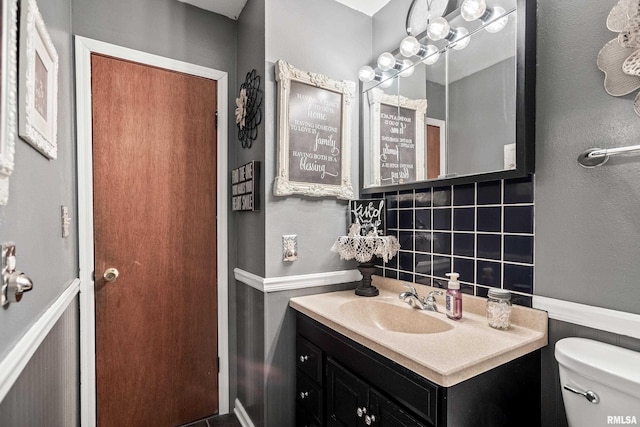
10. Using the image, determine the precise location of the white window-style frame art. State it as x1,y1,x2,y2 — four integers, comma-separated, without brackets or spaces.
18,0,59,160
368,87,428,186
273,59,355,200
0,0,18,204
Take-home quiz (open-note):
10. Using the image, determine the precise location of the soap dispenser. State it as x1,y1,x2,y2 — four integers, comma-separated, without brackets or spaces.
445,272,462,320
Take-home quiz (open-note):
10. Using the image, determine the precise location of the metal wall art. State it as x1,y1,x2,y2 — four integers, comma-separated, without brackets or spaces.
597,0,640,116
236,69,262,148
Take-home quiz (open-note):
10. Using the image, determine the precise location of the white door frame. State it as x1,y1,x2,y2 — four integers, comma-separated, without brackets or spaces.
75,36,230,426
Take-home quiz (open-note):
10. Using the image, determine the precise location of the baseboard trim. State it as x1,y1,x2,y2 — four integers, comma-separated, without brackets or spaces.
234,268,360,293
0,278,80,403
233,398,255,427
533,295,640,340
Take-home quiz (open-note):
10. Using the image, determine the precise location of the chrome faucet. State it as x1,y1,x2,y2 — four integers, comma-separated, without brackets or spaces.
399,284,442,312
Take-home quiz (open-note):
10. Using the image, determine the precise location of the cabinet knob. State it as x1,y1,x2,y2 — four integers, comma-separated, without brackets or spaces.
365,415,376,425
300,391,309,399
356,407,367,417
299,355,309,363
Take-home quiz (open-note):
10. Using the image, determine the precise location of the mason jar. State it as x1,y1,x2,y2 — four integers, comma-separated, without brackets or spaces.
487,288,512,329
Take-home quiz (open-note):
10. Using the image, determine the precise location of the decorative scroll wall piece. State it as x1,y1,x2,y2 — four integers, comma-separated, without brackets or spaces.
236,69,262,149
0,0,19,204
273,60,355,200
368,88,428,186
597,0,640,116
18,0,59,159
231,161,260,211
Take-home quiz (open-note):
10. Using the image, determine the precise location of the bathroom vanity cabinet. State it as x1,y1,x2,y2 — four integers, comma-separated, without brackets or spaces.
295,312,541,427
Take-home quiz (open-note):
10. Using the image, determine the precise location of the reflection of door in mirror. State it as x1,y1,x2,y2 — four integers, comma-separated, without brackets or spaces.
426,118,446,179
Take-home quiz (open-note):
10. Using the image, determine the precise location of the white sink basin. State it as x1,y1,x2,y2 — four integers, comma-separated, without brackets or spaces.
339,299,454,334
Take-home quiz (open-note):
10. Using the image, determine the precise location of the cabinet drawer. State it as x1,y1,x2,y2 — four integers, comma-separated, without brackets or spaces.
297,371,323,423
297,336,323,384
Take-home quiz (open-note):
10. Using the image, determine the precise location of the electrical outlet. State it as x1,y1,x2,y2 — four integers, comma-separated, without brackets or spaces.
283,235,297,262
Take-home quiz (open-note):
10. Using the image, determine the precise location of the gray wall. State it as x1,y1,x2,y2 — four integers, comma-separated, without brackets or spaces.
0,298,79,426
0,0,79,423
535,0,640,315
236,0,266,277
0,0,76,363
263,0,371,277
535,1,640,423
448,58,516,176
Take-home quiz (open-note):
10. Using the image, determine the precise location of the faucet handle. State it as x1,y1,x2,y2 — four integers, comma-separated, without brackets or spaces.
427,290,443,300
403,283,417,295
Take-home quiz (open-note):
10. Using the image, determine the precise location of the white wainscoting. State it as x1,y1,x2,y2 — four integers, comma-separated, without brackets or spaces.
533,295,640,340
233,268,361,293
0,278,80,402
233,398,256,427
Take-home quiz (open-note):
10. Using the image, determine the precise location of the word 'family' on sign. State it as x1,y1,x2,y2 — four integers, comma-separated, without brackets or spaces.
231,161,260,212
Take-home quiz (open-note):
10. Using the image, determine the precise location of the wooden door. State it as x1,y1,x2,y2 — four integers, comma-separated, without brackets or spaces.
91,53,218,426
426,124,441,180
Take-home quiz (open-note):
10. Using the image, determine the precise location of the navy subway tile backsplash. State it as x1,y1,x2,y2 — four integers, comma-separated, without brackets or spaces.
373,176,535,307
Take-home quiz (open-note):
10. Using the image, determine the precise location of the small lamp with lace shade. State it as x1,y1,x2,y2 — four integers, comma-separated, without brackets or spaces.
331,200,400,296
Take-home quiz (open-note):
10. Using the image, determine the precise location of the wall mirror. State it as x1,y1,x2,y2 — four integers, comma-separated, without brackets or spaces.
360,0,535,192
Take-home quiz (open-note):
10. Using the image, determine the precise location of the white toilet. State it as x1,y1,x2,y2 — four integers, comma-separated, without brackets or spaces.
555,337,640,427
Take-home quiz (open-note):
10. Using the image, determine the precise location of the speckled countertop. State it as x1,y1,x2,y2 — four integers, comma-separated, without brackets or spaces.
289,276,548,387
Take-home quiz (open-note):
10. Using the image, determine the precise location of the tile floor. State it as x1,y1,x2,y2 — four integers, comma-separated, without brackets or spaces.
180,413,241,427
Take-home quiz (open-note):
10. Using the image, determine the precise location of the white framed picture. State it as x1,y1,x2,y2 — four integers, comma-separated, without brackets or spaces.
367,88,427,186
273,60,355,200
18,0,58,159
0,0,19,204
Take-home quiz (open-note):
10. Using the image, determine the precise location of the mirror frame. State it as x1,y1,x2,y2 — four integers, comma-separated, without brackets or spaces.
360,0,535,194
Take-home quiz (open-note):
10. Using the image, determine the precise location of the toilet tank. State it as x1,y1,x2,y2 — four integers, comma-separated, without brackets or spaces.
555,337,640,427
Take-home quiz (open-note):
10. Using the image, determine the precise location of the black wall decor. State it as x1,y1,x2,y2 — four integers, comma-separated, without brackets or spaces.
237,69,262,149
349,199,386,236
231,161,260,211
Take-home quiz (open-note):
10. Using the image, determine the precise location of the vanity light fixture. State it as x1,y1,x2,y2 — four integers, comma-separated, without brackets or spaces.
377,52,405,72
427,17,471,50
399,36,441,65
357,65,395,87
460,0,508,33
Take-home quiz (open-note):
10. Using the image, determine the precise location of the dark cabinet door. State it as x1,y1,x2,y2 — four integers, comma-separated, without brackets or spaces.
369,390,430,427
327,358,369,427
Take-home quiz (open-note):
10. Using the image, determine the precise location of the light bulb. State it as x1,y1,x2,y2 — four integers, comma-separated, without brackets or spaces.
461,0,487,21
427,17,450,41
486,6,508,33
377,52,397,71
399,60,414,77
451,27,470,50
380,78,394,88
422,45,440,65
358,65,376,82
400,36,421,58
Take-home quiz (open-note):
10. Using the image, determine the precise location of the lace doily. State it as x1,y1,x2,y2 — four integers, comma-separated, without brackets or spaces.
331,235,400,263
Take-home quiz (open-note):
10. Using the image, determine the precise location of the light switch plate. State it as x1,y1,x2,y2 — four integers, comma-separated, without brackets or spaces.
61,206,71,238
283,235,297,262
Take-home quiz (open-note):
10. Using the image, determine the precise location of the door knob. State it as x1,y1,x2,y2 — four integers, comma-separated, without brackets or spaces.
1,243,34,306
103,268,119,282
